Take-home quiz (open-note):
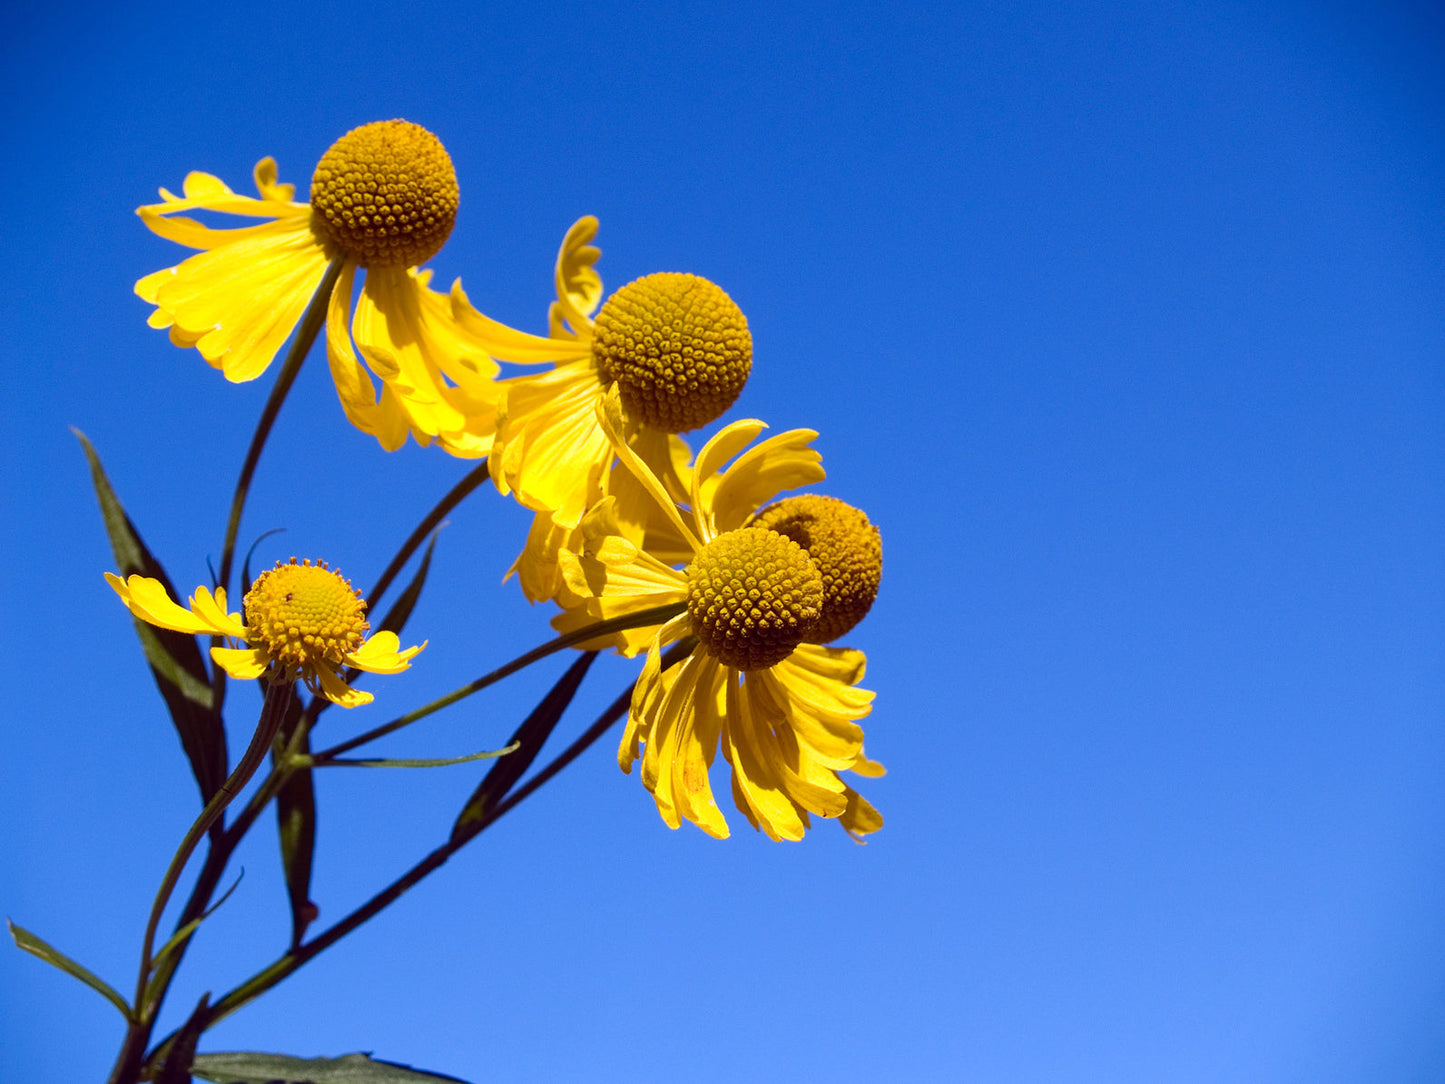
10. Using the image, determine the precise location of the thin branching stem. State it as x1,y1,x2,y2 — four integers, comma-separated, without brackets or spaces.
311,602,686,761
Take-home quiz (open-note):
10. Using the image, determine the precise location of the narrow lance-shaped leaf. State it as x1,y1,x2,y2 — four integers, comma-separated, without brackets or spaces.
274,692,318,949
155,992,211,1084
191,1051,474,1083
8,919,133,1020
76,430,228,805
452,651,597,843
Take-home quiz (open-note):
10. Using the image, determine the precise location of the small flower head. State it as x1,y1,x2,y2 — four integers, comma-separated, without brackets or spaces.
749,495,882,643
309,120,459,268
243,559,370,679
591,273,752,433
686,527,823,670
106,560,424,708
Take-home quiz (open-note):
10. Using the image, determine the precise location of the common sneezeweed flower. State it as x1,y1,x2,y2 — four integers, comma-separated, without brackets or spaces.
136,120,498,455
443,218,746,602
105,559,423,708
449,217,752,588
552,395,884,842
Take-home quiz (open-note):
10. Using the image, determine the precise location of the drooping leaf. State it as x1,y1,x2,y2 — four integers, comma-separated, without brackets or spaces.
8,919,132,1020
452,652,597,843
77,430,228,806
190,1051,473,1083
274,693,318,949
155,992,211,1084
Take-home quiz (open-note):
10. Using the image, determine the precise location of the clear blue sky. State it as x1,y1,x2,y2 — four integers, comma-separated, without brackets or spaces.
3,1,1442,1081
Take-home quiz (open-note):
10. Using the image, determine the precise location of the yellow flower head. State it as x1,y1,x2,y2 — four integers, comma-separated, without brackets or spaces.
136,120,498,456
748,495,882,643
450,217,753,530
105,559,424,708
553,397,884,842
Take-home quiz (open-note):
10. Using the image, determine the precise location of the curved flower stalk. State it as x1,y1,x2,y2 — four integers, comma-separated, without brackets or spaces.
106,559,423,708
449,217,752,599
136,120,500,456
551,392,884,841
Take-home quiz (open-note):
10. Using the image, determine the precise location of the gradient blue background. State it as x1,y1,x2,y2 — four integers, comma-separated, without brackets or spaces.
3,1,1442,1080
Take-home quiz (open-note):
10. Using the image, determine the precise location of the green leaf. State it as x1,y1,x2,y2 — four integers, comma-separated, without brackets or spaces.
155,992,211,1084
274,694,318,949
452,651,597,843
321,744,519,769
8,919,132,1020
375,532,438,639
77,429,229,806
191,1051,473,1083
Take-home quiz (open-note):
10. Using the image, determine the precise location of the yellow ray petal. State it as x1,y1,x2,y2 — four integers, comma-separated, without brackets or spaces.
316,665,373,708
451,280,593,365
326,264,410,451
840,787,884,842
493,363,613,521
106,574,237,637
724,670,807,842
143,217,329,381
549,215,603,338
346,631,425,674
210,645,269,680
709,429,825,536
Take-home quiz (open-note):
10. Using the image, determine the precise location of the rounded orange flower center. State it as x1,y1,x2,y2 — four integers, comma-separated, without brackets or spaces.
243,559,369,672
749,495,882,643
684,527,822,671
591,272,752,433
309,120,458,268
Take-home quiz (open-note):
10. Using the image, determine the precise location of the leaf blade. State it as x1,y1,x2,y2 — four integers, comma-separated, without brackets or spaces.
77,429,229,805
191,1051,473,1083
452,651,596,843
8,919,133,1020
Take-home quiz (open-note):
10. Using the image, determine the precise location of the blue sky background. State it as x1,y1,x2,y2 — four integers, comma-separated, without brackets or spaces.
2,1,1442,1081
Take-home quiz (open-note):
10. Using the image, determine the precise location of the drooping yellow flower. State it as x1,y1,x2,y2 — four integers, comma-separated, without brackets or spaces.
553,395,884,842
106,559,423,708
448,217,751,600
136,120,499,456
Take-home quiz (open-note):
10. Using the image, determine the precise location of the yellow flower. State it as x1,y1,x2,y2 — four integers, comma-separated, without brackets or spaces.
452,218,751,513
448,217,750,600
553,396,884,842
136,120,499,456
106,559,423,708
